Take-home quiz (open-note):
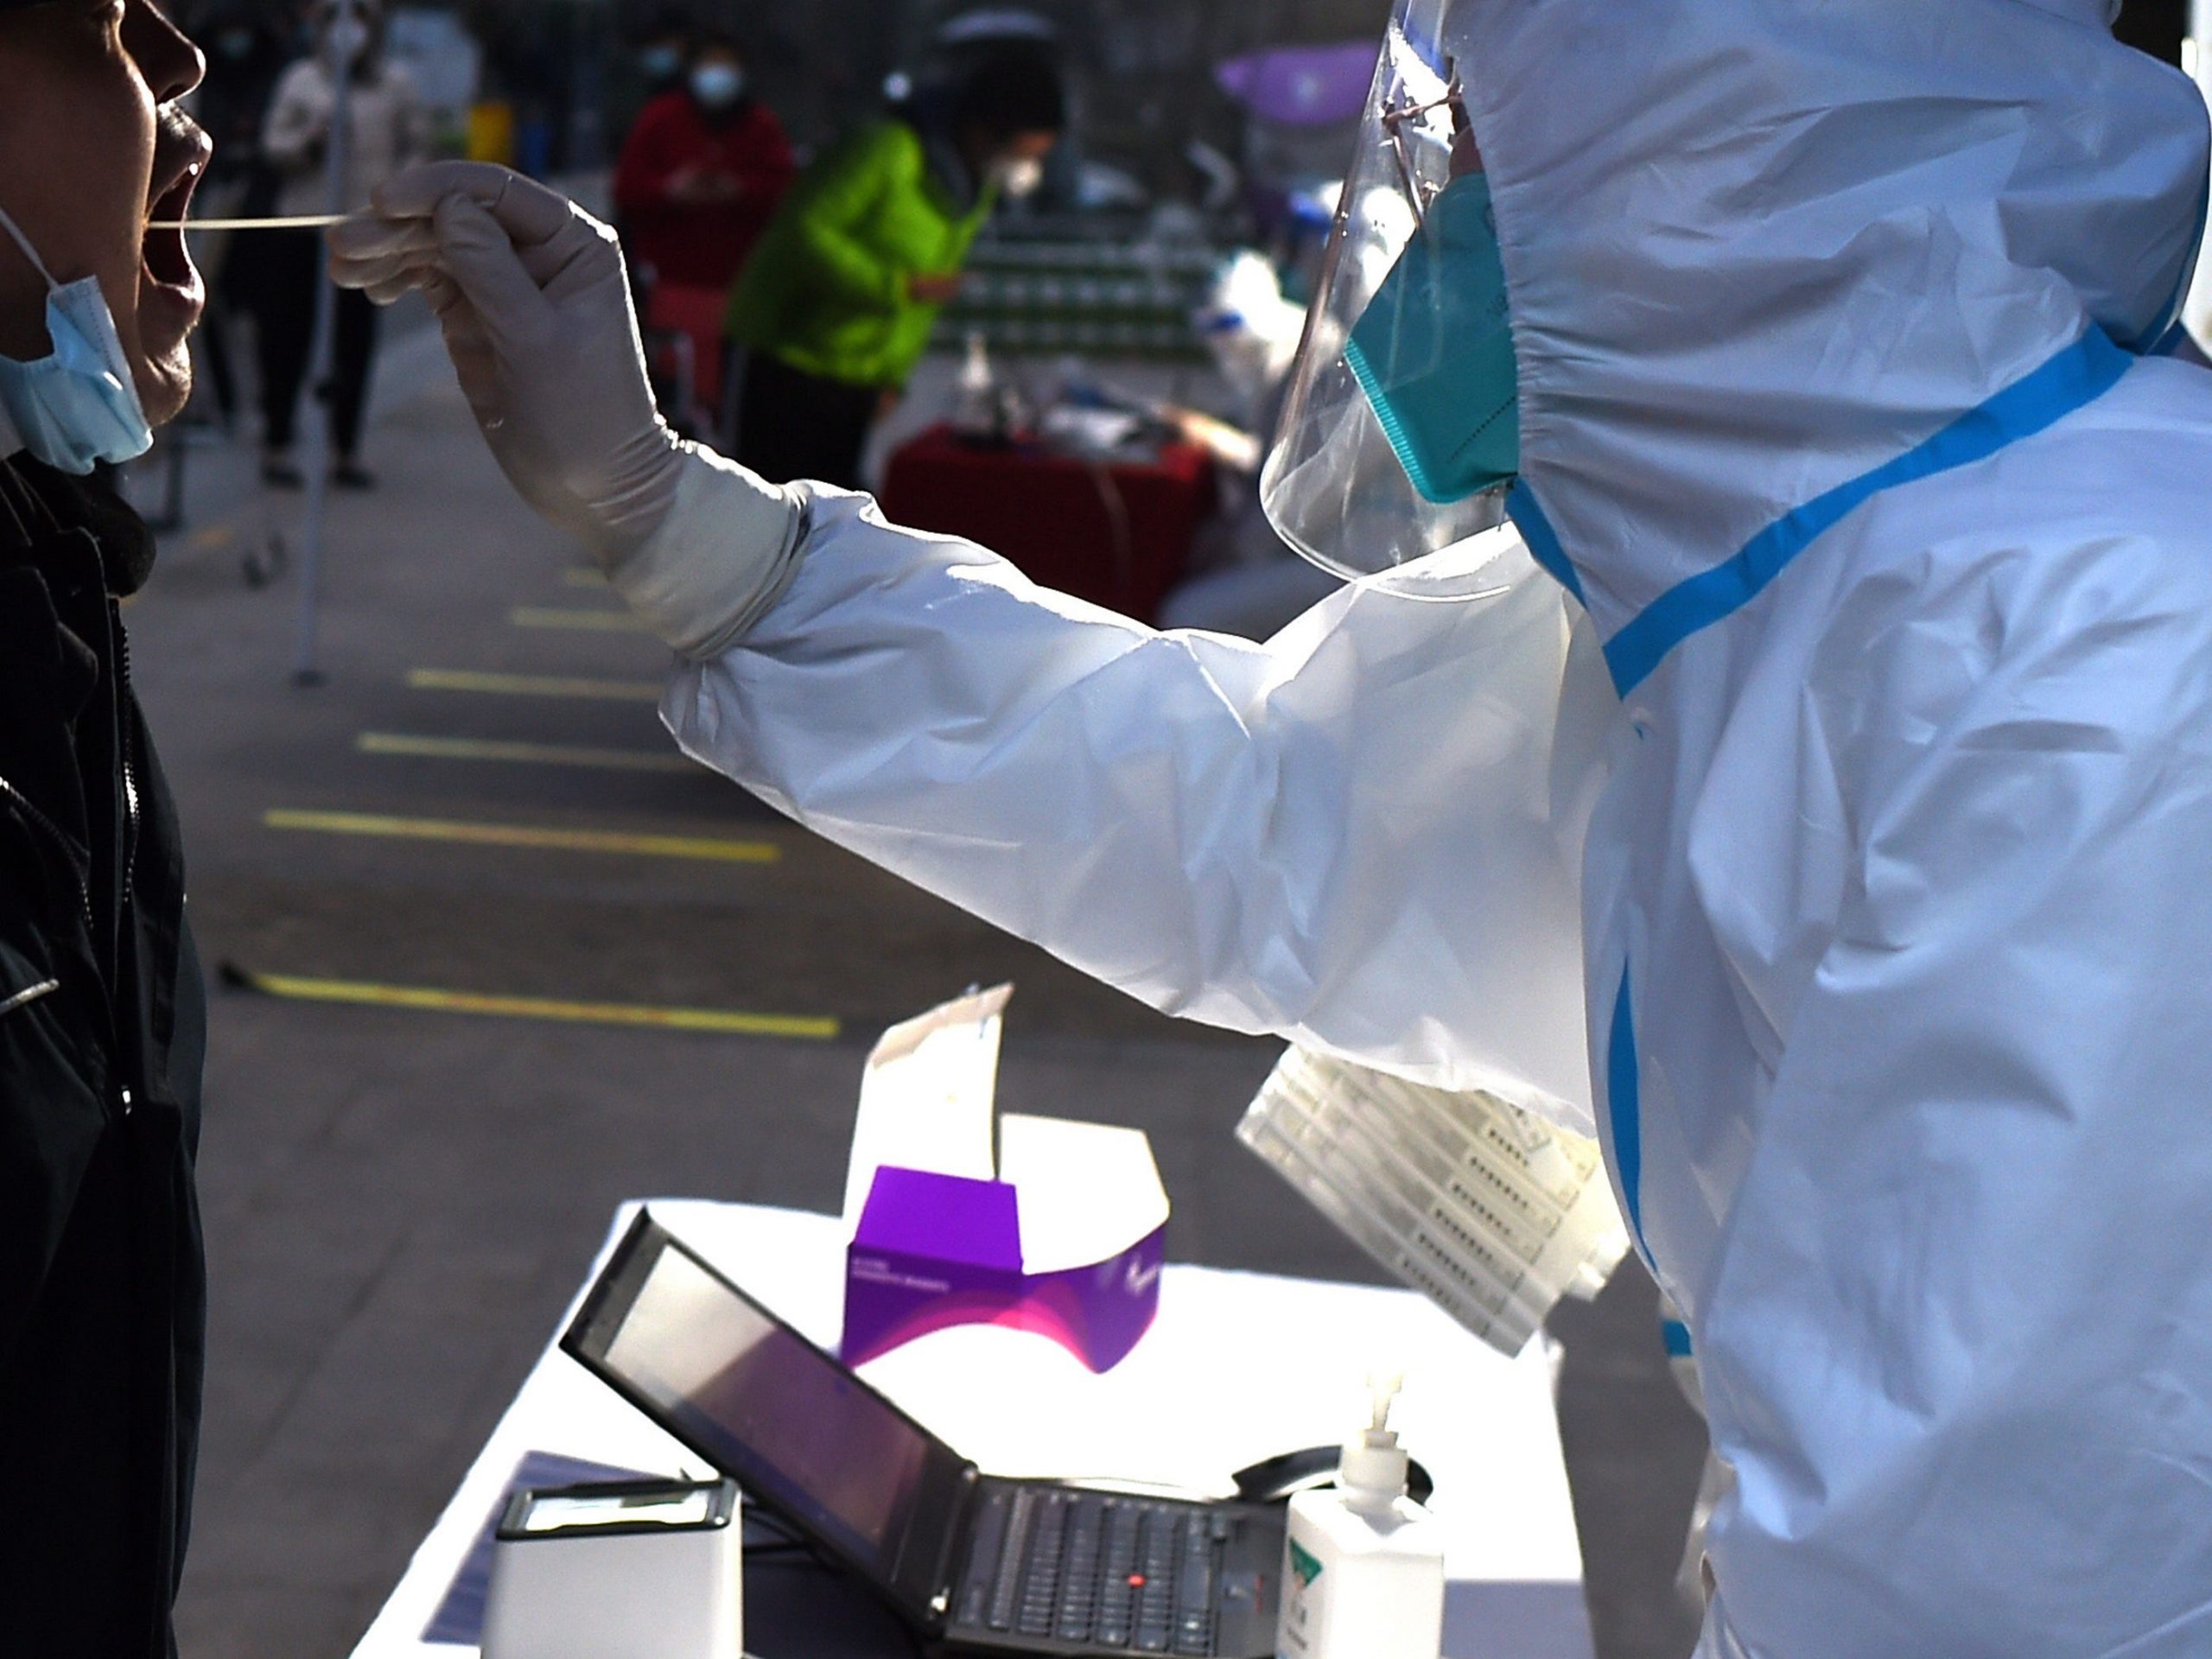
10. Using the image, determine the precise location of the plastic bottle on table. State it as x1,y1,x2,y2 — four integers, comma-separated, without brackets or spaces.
1276,1373,1446,1659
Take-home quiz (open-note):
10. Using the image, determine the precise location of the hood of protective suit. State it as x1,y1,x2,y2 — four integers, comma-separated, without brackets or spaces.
1466,0,2207,682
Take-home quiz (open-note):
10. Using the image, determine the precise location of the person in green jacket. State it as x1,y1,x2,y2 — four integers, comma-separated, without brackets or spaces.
725,44,1065,489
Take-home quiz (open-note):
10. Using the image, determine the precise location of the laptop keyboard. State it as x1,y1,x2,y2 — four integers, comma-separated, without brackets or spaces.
957,1486,1229,1654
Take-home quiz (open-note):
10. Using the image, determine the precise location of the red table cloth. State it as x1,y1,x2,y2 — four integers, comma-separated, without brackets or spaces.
879,425,1218,625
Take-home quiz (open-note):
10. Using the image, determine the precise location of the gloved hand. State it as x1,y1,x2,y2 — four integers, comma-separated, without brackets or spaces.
327,162,682,564
327,162,807,654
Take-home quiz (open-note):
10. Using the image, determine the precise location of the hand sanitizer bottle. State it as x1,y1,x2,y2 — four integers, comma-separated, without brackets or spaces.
1276,1373,1446,1659
952,329,1001,438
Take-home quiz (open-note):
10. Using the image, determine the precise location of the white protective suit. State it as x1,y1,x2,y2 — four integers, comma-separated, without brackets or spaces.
358,1,2212,1652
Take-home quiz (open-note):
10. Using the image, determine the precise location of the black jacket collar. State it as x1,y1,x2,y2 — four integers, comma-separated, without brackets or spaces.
0,458,157,598
0,458,149,880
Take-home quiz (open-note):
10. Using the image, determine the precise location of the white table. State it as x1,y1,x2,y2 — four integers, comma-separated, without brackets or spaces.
349,1202,1596,1659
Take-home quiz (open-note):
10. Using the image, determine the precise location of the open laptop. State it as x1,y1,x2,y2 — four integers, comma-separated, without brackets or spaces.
561,1212,1285,1657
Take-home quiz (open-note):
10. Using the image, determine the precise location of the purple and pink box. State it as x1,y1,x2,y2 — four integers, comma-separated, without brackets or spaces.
839,988,1171,1374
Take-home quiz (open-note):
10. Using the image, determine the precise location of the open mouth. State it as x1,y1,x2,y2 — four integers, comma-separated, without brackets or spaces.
142,162,203,291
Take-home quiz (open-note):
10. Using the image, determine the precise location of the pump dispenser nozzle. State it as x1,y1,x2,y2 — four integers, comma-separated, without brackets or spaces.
1339,1370,1412,1508
1368,1370,1402,1432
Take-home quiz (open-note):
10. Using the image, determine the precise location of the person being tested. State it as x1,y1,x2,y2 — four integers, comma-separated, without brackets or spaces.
334,1,2212,1653
0,0,214,1651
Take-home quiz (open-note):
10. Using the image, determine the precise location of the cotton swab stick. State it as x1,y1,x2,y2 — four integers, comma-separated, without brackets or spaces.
147,214,350,232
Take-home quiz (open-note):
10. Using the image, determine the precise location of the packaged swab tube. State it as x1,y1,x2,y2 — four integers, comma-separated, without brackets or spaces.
1237,1047,1630,1357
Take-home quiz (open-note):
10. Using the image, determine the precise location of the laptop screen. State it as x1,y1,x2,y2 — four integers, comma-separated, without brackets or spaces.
563,1217,974,1612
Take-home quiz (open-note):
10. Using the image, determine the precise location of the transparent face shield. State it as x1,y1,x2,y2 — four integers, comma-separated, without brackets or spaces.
1261,1,1518,594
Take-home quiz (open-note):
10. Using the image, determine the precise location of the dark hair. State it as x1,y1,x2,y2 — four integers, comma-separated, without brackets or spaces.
951,45,1065,140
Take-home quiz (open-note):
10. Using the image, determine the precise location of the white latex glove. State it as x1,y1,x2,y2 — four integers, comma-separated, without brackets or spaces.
328,162,804,653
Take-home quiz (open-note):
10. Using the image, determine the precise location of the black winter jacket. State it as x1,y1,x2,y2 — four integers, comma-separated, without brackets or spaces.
0,457,206,1657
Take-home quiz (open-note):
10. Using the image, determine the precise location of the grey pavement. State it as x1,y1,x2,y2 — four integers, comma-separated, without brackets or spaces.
117,324,1706,1659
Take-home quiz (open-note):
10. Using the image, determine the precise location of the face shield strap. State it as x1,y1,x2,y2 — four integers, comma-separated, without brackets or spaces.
1379,69,1468,226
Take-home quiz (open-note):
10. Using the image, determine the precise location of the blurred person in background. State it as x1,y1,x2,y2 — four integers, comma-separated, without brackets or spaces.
610,7,688,315
631,8,690,105
722,42,1063,490
255,0,424,488
181,0,285,429
0,1,215,1651
613,28,792,301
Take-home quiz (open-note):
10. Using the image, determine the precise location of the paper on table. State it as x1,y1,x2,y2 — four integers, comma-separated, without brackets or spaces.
1001,1115,1169,1274
839,985,1008,1231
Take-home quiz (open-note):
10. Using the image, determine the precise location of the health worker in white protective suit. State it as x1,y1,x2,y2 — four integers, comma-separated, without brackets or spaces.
334,1,2212,1652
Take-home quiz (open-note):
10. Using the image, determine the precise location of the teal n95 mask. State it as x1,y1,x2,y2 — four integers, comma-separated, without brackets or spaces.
0,206,155,476
1262,0,1522,592
1345,171,1517,505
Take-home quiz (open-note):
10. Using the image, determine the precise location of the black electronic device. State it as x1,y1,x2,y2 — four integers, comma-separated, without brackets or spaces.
1230,1446,1436,1509
562,1212,1286,1656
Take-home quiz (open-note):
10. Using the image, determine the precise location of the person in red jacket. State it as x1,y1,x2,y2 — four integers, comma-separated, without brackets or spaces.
613,30,793,295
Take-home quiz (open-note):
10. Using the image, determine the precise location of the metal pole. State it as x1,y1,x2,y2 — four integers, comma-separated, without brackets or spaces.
289,1,359,687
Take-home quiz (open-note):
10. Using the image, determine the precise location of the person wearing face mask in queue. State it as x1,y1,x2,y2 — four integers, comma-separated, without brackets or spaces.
721,43,1063,490
630,10,691,104
0,1,217,1652
253,0,426,488
612,29,792,304
613,25,791,434
178,0,285,430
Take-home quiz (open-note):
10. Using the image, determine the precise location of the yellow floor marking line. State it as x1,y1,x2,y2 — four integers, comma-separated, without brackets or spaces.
264,809,780,864
510,606,650,632
222,965,838,1040
406,667,661,702
357,733,699,773
563,567,608,588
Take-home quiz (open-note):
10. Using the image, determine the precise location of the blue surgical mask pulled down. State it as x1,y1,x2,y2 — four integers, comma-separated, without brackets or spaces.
1346,172,1519,503
0,206,154,475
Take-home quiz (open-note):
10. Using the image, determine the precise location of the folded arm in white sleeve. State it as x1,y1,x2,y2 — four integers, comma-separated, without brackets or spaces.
657,484,1611,1133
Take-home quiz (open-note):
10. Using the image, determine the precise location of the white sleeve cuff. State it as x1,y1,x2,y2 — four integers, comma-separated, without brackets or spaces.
606,443,808,659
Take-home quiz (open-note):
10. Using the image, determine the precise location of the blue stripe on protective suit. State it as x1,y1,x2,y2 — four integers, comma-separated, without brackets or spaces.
1505,480,1586,603
1607,966,1643,1245
1600,328,2134,695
